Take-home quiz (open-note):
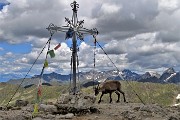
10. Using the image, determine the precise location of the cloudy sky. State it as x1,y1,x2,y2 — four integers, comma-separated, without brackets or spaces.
0,0,180,81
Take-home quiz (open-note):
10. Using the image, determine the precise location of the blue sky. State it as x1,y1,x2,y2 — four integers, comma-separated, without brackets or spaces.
0,42,31,55
1,0,180,82
0,0,9,10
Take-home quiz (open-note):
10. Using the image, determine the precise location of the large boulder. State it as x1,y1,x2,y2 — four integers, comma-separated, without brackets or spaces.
39,104,57,113
15,100,29,107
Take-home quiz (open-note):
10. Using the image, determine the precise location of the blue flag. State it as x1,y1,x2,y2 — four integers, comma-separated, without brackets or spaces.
65,28,74,39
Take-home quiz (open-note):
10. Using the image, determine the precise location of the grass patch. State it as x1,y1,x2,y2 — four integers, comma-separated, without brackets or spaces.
0,81,179,106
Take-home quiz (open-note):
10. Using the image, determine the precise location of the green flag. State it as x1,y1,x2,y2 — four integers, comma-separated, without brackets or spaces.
48,50,55,58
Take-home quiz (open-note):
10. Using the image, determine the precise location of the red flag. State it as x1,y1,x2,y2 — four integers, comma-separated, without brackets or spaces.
54,43,61,50
38,85,42,96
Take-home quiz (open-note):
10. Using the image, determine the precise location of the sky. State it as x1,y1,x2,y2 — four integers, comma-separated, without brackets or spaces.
0,0,180,82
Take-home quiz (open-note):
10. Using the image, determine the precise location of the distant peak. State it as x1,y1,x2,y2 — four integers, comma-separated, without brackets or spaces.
164,67,175,74
122,69,132,73
145,72,151,76
50,72,59,75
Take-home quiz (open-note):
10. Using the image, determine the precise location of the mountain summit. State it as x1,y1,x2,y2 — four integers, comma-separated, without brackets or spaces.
160,67,177,82
163,67,175,74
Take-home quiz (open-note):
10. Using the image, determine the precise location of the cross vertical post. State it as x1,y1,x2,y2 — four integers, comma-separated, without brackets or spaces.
72,28,77,95
47,1,98,95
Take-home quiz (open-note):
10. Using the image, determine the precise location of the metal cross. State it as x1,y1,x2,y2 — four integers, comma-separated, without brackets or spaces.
46,1,98,95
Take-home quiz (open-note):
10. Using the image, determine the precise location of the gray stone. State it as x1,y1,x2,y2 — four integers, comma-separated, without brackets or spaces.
15,100,29,107
57,94,73,104
46,114,55,119
55,115,66,119
70,96,76,104
32,117,43,120
55,93,98,115
65,113,74,119
39,104,57,113
55,113,74,119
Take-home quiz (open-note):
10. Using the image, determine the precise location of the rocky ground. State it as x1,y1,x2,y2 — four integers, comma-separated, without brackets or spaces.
0,93,180,120
0,102,180,120
75,103,180,120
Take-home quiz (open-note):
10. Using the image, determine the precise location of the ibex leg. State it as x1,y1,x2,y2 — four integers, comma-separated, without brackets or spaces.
98,93,104,103
115,91,120,103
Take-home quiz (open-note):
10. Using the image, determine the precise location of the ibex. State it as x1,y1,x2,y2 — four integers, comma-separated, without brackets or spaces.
94,80,126,103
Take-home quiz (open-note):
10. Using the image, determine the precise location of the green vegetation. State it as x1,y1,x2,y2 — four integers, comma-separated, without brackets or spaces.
82,81,180,106
0,81,179,106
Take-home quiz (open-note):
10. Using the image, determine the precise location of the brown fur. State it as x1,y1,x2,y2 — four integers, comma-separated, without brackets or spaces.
95,80,126,103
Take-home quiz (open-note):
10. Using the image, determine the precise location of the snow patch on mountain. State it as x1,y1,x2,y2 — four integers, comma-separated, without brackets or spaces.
148,71,161,78
164,73,177,82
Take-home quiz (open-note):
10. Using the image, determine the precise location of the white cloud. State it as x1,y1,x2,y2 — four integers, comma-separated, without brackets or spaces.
100,3,121,14
158,0,179,12
1,0,180,81
5,52,13,56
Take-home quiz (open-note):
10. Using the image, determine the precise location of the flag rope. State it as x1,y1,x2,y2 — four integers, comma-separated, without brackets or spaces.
6,35,53,107
94,36,145,105
93,35,97,90
33,36,52,115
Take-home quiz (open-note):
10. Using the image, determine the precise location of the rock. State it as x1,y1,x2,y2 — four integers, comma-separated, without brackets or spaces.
46,114,55,119
95,116,98,119
55,93,98,115
89,107,100,113
21,105,34,112
6,106,13,110
11,107,21,110
168,115,180,120
32,117,43,120
55,113,74,119
0,106,5,111
57,93,96,106
65,113,74,119
139,104,168,117
15,100,29,107
57,94,73,104
39,104,57,113
71,96,76,104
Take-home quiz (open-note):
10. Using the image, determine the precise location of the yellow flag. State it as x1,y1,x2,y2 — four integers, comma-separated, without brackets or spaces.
32,103,39,116
44,60,48,67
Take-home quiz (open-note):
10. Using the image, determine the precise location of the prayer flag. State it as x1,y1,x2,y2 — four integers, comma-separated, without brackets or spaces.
54,43,61,50
44,60,48,67
94,38,97,46
36,84,42,102
65,28,74,39
33,103,39,115
38,85,42,96
48,50,55,58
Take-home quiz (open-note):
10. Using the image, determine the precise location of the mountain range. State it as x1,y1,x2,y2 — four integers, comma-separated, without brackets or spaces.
6,67,180,87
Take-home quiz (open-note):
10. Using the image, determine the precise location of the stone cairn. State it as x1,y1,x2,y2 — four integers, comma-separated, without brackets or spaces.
0,93,99,120
54,92,99,115
37,92,99,119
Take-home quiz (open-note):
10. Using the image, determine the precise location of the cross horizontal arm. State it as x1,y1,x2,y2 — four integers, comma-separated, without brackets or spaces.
78,27,98,35
47,26,70,33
